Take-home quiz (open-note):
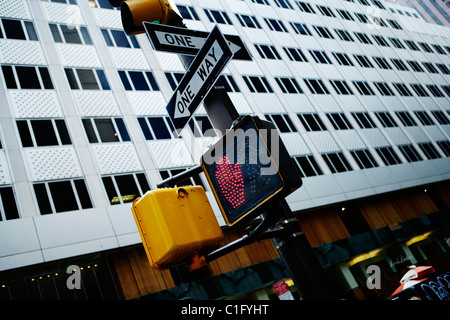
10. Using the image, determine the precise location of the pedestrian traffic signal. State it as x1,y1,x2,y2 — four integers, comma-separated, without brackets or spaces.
109,0,183,35
201,116,302,226
131,186,224,270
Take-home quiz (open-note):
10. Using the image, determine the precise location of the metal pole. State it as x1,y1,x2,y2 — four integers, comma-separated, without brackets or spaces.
269,200,335,300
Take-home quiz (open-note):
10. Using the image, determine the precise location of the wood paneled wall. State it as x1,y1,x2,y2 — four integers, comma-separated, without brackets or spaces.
297,209,350,247
359,190,438,229
110,226,279,300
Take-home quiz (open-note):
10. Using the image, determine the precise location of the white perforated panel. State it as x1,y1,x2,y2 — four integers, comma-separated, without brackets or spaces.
232,60,262,75
308,131,340,153
0,151,12,185
42,2,85,25
401,97,423,111
264,60,291,77
228,93,253,114
252,94,286,113
361,128,389,147
92,8,122,29
10,91,63,118
364,96,386,111
0,0,31,19
198,0,224,9
73,92,121,116
338,96,366,112
109,48,150,70
0,41,46,65
154,52,184,71
314,95,342,112
280,133,310,156
405,127,430,144
384,128,411,145
424,126,447,141
149,140,194,169
25,147,83,181
57,44,102,68
285,94,315,113
336,130,367,150
382,97,405,112
436,97,450,110
92,143,143,174
127,92,166,115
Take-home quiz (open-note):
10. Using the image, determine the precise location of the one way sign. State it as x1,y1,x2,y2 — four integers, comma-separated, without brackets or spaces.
166,26,235,132
144,22,251,60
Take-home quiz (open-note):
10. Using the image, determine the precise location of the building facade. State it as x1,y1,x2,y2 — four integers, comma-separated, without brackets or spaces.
386,0,449,27
0,0,449,300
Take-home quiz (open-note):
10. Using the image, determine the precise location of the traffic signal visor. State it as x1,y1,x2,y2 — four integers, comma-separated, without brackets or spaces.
201,116,285,226
131,186,224,270
116,0,183,35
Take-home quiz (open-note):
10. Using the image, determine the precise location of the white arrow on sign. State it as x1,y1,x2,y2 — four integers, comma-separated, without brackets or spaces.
174,40,235,119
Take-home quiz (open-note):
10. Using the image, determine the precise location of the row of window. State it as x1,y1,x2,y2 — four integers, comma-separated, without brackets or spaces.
4,62,450,107
255,40,450,77
242,73,450,100
12,108,449,151
294,139,448,179
4,2,447,61
3,133,448,220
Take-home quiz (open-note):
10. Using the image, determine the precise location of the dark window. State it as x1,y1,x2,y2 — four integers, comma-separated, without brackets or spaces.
95,119,119,142
350,149,378,169
111,30,130,47
33,184,52,215
16,66,41,89
322,152,352,173
129,71,149,90
76,69,99,90
31,120,58,147
326,113,353,130
352,112,376,129
376,146,402,165
395,112,417,127
55,120,72,145
0,187,20,220
102,174,150,205
293,155,323,178
149,117,172,139
2,19,25,40
39,67,54,89
74,179,93,209
17,120,33,147
65,68,79,89
2,65,17,89
298,113,327,131
49,181,78,213
398,144,422,162
419,142,441,159
60,24,82,44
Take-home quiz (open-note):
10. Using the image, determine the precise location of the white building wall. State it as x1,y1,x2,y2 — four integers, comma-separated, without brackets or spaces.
0,0,449,271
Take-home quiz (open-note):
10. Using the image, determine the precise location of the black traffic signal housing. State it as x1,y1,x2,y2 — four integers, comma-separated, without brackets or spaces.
200,115,302,226
109,0,183,35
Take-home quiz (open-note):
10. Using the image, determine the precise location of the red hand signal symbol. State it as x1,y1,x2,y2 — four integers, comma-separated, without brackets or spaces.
214,156,245,209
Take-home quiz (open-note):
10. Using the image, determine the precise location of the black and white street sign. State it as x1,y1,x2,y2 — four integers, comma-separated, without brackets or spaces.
165,25,235,131
144,22,252,60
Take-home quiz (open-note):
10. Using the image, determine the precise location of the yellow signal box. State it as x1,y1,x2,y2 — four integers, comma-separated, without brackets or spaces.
131,186,224,271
